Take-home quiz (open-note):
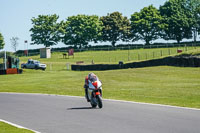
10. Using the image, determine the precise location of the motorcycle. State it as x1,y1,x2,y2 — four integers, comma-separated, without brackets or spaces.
87,79,103,108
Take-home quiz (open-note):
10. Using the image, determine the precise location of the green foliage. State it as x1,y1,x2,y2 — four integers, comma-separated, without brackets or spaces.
100,12,131,46
196,5,200,35
28,1,200,47
185,0,200,42
0,51,13,58
0,32,5,50
30,14,61,47
130,5,165,45
62,15,103,48
160,0,193,43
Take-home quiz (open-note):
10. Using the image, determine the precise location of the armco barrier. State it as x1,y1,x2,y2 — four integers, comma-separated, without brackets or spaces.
71,56,200,71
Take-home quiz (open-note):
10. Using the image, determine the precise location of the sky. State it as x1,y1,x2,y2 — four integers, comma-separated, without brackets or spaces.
0,0,167,52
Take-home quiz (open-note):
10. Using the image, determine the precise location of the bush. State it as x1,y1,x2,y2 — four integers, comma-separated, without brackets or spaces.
0,51,13,58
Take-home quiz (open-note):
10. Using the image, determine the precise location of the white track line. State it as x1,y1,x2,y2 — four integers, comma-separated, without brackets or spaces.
0,119,41,133
1,92,200,111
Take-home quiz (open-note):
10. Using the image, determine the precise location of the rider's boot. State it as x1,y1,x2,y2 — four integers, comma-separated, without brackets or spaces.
85,88,90,102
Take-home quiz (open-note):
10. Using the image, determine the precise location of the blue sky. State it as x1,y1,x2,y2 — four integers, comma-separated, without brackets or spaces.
0,0,167,52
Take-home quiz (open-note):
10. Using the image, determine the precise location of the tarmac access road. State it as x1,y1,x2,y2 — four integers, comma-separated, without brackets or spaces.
0,93,200,133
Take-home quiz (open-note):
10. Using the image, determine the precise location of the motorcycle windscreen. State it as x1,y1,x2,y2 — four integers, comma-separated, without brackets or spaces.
89,76,98,82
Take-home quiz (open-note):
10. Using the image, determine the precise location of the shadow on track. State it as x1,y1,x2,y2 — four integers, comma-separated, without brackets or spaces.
67,107,94,110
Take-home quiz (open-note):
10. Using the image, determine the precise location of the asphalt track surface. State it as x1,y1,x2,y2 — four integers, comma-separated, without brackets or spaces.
0,93,200,133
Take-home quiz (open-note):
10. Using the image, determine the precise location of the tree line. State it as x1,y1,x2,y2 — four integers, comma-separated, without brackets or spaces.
1,0,200,50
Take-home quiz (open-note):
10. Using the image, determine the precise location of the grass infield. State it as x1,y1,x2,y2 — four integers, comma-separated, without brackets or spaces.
0,47,200,108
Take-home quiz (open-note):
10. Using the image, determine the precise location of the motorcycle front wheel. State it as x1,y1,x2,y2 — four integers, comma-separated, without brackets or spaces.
96,95,103,108
90,98,97,108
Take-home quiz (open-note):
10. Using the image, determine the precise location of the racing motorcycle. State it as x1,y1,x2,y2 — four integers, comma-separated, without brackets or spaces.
87,79,103,108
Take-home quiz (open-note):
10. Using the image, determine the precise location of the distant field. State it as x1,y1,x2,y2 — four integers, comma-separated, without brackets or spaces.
0,47,200,109
18,46,200,71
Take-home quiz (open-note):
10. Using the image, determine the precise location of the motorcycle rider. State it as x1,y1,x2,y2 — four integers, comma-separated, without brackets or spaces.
84,73,99,102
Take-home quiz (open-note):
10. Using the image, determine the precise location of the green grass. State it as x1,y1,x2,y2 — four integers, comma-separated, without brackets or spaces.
20,46,200,64
1,66,200,108
17,46,200,71
0,121,34,133
1,47,200,108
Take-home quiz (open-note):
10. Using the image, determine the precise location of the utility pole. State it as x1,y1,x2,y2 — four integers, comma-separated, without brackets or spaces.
4,50,7,70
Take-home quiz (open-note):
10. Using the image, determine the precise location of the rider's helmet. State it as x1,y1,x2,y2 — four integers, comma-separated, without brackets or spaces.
88,73,97,82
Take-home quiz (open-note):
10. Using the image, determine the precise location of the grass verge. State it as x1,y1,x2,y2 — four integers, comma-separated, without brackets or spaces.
0,121,34,133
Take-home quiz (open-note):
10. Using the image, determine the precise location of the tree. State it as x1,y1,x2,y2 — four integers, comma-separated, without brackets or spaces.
186,0,200,42
62,15,103,48
10,37,19,52
160,0,193,43
30,14,61,47
100,12,131,46
0,33,5,50
197,6,200,35
130,5,165,45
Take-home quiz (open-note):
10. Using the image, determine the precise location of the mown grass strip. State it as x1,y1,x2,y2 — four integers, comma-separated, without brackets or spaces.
0,121,34,133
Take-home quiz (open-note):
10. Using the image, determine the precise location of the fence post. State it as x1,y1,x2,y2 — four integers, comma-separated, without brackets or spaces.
160,50,162,57
153,52,154,59
138,53,140,60
185,44,187,51
128,47,130,61
66,63,70,70
168,49,170,55
145,53,147,60
50,63,52,71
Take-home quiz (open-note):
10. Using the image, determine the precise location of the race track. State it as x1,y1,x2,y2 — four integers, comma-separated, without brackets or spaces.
0,93,200,133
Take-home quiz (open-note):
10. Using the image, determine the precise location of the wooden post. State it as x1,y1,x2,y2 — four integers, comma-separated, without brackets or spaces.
168,49,170,55
138,53,140,60
128,47,130,61
153,52,154,58
145,53,147,60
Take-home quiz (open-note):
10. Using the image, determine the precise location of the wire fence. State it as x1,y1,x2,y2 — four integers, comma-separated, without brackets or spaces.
102,47,199,63
14,43,200,64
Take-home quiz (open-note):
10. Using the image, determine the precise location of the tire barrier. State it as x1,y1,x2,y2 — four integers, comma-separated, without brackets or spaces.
71,56,200,71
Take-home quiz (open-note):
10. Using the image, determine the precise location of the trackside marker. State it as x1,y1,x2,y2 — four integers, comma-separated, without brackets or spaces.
0,119,41,133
